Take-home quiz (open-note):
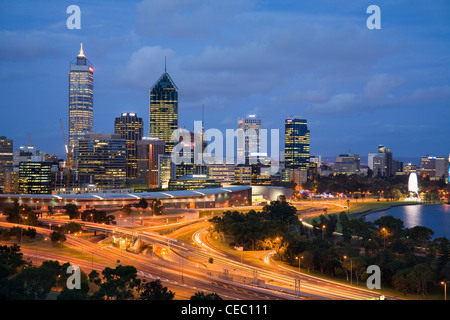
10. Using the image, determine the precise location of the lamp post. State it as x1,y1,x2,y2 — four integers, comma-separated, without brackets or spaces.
381,228,387,249
441,281,448,300
322,225,326,239
295,256,303,273
344,255,352,285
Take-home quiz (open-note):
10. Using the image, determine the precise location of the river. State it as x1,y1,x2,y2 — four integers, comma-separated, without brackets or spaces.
364,204,450,239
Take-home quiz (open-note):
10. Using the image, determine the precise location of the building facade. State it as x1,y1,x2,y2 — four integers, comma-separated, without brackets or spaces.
137,138,166,188
18,161,52,194
149,66,178,155
114,113,144,179
77,133,126,189
68,43,94,159
284,117,310,171
0,136,13,191
334,154,360,175
237,115,262,165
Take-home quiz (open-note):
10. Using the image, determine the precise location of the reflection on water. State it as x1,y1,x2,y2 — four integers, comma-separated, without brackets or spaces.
403,205,421,227
366,204,449,239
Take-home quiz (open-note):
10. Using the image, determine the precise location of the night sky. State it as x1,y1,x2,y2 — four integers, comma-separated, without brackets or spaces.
1,0,449,163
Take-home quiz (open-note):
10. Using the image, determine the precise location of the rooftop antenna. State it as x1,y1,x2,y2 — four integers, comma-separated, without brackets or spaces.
27,133,31,146
164,54,167,73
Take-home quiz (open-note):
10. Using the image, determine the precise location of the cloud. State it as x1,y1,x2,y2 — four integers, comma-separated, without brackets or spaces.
363,73,404,99
409,85,450,101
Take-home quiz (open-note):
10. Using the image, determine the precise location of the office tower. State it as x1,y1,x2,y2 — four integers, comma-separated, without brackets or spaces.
158,154,176,189
4,170,19,194
68,43,94,159
18,162,52,194
368,145,393,177
207,164,236,184
284,117,310,170
237,114,262,164
234,165,252,184
421,155,449,180
114,113,144,179
149,60,178,155
0,136,13,191
334,154,361,175
77,133,126,189
137,137,166,188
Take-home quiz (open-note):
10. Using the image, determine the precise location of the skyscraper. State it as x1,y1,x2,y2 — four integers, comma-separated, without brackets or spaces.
69,43,94,159
0,136,13,191
114,113,144,179
18,161,52,194
137,137,166,188
149,59,178,155
284,117,310,170
77,133,126,189
237,115,262,165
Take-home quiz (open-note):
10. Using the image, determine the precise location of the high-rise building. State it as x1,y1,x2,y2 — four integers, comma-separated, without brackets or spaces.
237,115,262,165
69,43,94,159
158,154,176,189
18,161,52,194
4,170,19,194
234,165,252,184
334,154,360,175
77,133,126,189
114,113,144,179
137,137,166,188
149,61,178,155
421,155,449,180
284,117,310,170
208,164,236,184
0,136,13,191
368,145,393,177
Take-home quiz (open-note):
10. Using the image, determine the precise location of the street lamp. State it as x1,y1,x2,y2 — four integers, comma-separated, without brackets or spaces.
381,228,387,249
322,225,326,239
295,256,303,273
344,255,352,285
441,281,449,300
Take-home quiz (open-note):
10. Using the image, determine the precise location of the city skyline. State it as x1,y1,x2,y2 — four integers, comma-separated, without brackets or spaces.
1,0,449,159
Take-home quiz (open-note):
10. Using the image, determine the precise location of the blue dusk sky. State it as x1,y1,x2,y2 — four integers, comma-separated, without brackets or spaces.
0,0,449,162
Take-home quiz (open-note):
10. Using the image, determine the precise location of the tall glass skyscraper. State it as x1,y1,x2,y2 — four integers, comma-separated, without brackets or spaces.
114,113,143,179
284,117,310,170
237,114,262,165
149,61,178,155
69,43,94,159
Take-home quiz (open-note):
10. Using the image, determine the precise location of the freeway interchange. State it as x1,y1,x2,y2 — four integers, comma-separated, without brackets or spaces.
0,214,399,301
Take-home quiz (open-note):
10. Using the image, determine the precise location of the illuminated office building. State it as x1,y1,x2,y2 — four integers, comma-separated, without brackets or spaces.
0,136,13,191
158,154,176,189
68,43,94,158
77,133,126,189
237,115,262,165
18,161,52,194
137,137,166,188
114,113,144,179
284,117,310,170
149,61,178,155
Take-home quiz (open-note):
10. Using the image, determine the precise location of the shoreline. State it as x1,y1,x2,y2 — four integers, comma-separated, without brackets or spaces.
350,201,444,220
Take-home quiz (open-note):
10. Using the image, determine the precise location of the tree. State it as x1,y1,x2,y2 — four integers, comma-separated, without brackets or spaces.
64,222,83,234
4,201,22,224
50,231,66,244
190,291,222,300
89,265,141,300
137,198,148,209
406,264,434,296
406,226,434,248
138,279,174,300
152,199,164,215
0,244,29,278
64,204,80,220
392,269,410,296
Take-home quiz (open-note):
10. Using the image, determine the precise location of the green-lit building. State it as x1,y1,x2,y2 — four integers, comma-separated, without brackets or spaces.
284,117,310,170
149,61,178,155
18,161,52,194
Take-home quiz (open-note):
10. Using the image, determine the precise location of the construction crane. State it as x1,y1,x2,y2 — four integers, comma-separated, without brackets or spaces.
59,118,77,188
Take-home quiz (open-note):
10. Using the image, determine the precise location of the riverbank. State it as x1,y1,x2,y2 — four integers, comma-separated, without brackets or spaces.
349,200,444,220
